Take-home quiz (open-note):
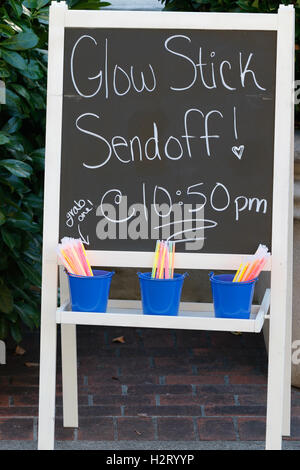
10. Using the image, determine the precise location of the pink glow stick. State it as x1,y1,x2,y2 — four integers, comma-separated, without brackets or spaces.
248,256,269,280
246,258,265,281
156,241,164,279
75,239,92,276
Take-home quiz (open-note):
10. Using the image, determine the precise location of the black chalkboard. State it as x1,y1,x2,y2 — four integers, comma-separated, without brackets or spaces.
59,28,277,253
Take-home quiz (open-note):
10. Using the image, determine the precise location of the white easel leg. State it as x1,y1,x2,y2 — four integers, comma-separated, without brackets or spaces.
61,324,79,427
265,5,294,450
265,328,285,449
59,267,79,427
282,310,291,437
38,302,57,450
282,43,295,435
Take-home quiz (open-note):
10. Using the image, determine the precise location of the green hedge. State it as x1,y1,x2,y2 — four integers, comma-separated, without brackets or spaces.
0,0,109,343
160,0,300,126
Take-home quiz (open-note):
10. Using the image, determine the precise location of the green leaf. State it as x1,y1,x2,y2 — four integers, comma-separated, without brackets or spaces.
0,24,15,37
1,116,22,134
18,59,43,79
10,83,31,102
0,159,32,178
0,48,27,70
0,283,13,314
8,0,23,18
17,259,41,286
1,228,17,250
30,147,45,170
4,89,23,114
25,193,43,209
3,175,30,194
8,216,39,232
72,0,109,9
36,6,49,24
36,0,51,8
23,0,38,8
30,91,45,109
0,132,10,145
1,31,39,51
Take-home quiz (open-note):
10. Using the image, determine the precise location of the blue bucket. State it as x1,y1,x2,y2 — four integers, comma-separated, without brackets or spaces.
137,272,188,316
209,272,257,319
67,269,114,312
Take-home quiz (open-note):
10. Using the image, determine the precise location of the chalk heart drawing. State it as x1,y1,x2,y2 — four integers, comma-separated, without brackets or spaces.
232,145,245,160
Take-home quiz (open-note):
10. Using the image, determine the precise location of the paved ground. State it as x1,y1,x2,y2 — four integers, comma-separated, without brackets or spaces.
0,325,300,450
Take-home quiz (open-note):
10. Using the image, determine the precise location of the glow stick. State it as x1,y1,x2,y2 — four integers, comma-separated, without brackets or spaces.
248,255,269,280
233,263,243,282
171,242,175,279
240,259,256,282
152,240,160,278
156,241,164,279
67,245,86,276
168,242,173,278
60,237,91,276
60,248,77,273
80,241,93,276
243,259,260,282
159,243,166,279
237,263,249,282
75,239,92,276
164,242,169,279
57,249,75,274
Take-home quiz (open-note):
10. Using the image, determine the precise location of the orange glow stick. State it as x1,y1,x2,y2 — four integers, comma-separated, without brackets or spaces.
76,240,93,276
159,243,166,279
57,251,75,274
247,257,267,281
243,259,261,282
61,248,77,273
156,241,164,279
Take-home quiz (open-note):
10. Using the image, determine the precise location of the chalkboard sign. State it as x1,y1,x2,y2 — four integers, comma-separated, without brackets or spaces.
59,27,277,253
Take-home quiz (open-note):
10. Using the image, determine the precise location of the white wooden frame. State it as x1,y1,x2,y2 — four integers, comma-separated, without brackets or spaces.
38,2,294,450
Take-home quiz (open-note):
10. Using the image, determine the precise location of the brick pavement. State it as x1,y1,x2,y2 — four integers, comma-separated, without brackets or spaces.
0,325,300,447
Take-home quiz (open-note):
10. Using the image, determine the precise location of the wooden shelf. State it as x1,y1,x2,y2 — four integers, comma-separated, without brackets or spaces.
56,288,270,334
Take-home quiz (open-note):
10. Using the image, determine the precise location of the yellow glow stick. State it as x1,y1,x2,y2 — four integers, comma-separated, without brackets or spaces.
61,248,76,273
232,263,243,282
81,241,93,276
237,263,249,282
159,243,166,279
57,251,75,274
152,240,160,278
